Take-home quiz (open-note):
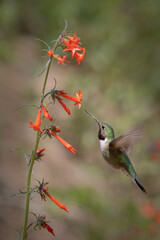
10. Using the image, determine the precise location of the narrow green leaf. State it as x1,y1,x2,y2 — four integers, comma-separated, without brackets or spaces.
38,58,51,76
9,192,27,199
11,147,29,165
12,104,38,113
35,38,50,50
9,187,37,199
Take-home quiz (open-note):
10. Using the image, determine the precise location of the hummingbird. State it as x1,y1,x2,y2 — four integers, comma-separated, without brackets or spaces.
84,108,147,194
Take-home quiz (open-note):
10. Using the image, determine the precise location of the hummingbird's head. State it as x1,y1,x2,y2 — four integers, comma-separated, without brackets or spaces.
83,108,115,140
98,123,115,140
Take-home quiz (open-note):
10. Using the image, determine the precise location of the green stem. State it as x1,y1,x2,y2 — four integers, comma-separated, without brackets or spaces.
41,58,52,102
21,132,40,240
21,57,52,240
41,91,51,103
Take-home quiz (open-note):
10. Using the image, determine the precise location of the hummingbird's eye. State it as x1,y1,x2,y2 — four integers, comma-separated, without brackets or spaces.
102,125,105,129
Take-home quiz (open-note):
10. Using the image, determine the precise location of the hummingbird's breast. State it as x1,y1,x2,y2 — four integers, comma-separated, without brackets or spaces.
99,137,120,168
99,138,111,163
100,138,109,152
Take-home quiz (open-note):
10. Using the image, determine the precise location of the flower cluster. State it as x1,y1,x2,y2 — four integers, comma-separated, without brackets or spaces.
29,89,82,154
47,33,85,65
29,90,82,132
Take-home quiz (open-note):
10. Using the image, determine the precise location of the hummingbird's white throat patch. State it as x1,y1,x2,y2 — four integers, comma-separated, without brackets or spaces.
100,138,109,152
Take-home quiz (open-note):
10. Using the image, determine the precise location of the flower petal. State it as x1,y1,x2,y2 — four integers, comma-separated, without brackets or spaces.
44,191,69,213
54,134,76,154
57,90,82,109
48,50,53,57
57,98,71,115
29,109,44,132
42,223,55,236
56,55,70,65
41,104,53,121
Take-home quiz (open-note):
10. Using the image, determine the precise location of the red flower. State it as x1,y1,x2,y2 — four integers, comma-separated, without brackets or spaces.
64,33,81,46
54,133,76,154
63,33,82,57
55,55,70,65
41,104,53,121
43,189,69,213
57,90,82,109
42,222,55,236
140,202,157,218
35,215,55,237
140,202,160,230
48,50,53,57
29,109,44,133
156,140,160,148
155,211,160,224
57,97,71,115
51,89,82,113
64,44,82,58
37,181,69,213
150,139,160,161
74,48,86,65
49,130,76,154
36,149,45,158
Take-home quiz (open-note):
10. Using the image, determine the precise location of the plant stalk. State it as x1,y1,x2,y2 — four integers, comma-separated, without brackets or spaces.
21,56,52,240
41,58,52,102
21,132,40,240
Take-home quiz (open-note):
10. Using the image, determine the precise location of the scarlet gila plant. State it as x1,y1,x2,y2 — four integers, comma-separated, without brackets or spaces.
11,22,85,239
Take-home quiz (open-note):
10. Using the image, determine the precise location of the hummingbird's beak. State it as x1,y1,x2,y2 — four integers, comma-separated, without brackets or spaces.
83,108,101,127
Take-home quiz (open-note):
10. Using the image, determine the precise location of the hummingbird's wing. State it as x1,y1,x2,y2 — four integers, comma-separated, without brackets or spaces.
109,126,143,154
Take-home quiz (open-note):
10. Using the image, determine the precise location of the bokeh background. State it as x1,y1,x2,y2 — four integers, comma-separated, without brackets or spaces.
1,0,160,239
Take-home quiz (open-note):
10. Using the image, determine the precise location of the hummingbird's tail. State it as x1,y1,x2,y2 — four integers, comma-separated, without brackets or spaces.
134,176,147,194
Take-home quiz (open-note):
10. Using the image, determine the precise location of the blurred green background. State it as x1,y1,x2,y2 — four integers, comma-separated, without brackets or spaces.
1,0,160,239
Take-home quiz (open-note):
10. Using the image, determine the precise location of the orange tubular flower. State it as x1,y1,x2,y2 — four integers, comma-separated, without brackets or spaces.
36,215,55,237
64,45,82,58
41,104,53,121
54,133,76,154
29,109,44,133
74,48,86,65
42,222,55,236
56,55,70,65
47,50,53,57
36,149,45,158
58,90,82,109
57,97,71,115
43,189,69,213
37,181,69,213
63,33,81,46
